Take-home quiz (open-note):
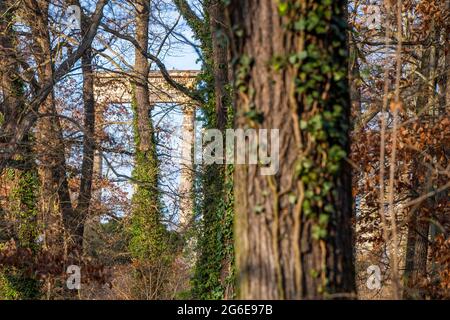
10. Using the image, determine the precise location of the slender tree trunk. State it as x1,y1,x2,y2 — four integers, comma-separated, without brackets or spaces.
228,0,355,299
130,0,163,257
70,0,97,253
134,0,153,154
208,0,229,131
129,0,170,299
445,1,450,112
24,0,74,251
348,41,361,128
208,0,235,297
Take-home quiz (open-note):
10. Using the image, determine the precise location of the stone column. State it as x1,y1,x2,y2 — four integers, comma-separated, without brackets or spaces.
178,105,195,230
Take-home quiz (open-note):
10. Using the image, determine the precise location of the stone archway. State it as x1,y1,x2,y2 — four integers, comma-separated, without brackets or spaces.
94,70,200,230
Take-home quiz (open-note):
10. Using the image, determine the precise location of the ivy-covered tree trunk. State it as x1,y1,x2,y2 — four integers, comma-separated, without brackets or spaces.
228,0,355,299
208,0,230,131
0,163,42,300
129,1,167,295
174,0,235,299
0,1,41,299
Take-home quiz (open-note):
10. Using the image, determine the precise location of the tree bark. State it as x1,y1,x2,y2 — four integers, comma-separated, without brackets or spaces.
228,0,355,299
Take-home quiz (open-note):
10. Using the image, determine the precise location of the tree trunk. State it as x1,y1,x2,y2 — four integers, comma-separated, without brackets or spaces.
134,0,153,154
24,0,75,252
0,0,22,143
129,0,164,261
228,0,355,299
70,0,97,253
445,1,450,112
0,0,39,249
403,164,431,299
403,23,439,299
175,0,235,298
208,0,229,131
128,0,171,299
